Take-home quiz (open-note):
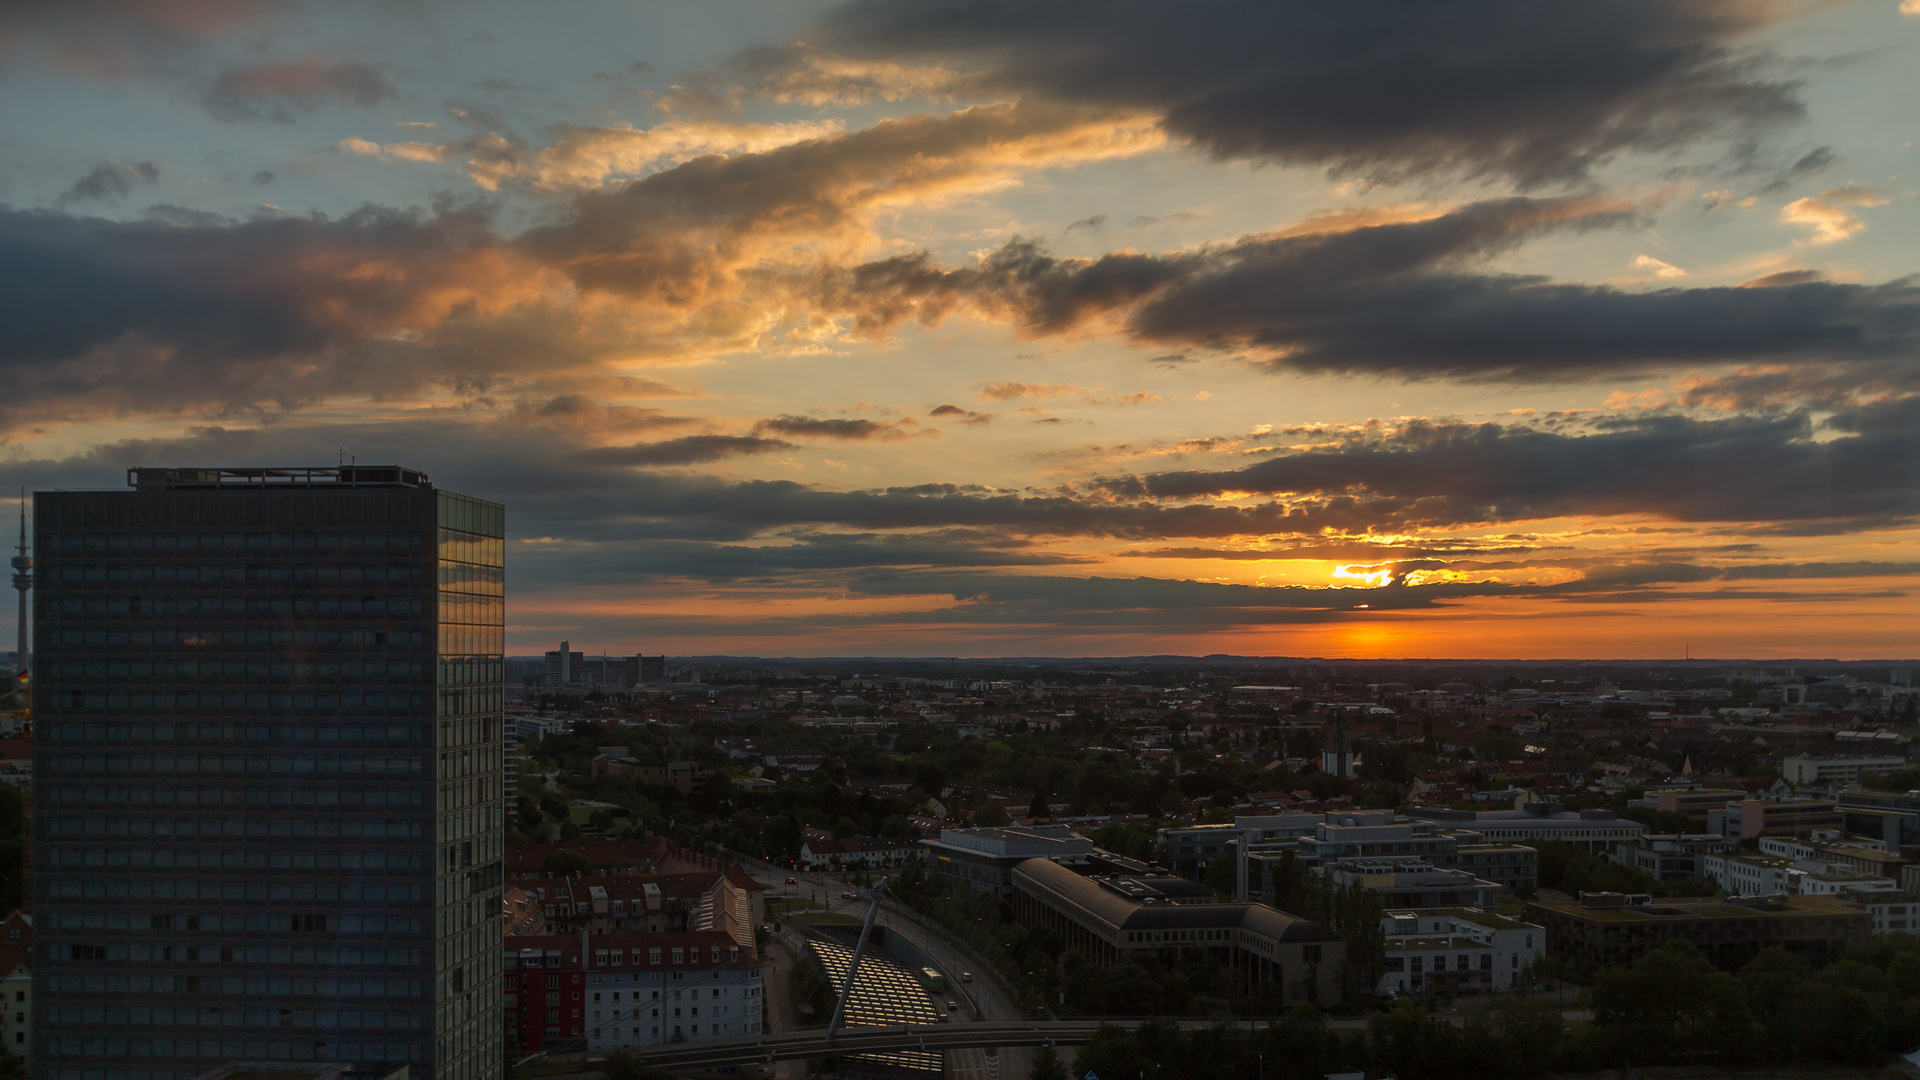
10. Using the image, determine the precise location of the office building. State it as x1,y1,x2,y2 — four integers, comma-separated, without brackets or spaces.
1780,756,1906,787
1758,836,1910,880
1407,804,1646,851
1318,859,1504,909
1706,799,1844,840
1010,858,1344,1007
1226,814,1536,902
1610,834,1733,880
1646,788,1745,828
32,465,505,1080
542,644,583,689
920,826,1093,897
504,931,761,1054
540,652,665,692
1524,893,1871,976
1379,908,1545,997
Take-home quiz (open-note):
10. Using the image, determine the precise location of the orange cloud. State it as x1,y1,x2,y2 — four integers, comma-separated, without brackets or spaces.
1782,196,1864,243
978,381,1084,400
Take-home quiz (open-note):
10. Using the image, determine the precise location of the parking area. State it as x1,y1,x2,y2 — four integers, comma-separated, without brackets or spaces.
807,938,944,1076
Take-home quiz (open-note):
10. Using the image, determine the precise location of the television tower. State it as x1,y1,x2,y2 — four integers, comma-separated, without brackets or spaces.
11,492,29,678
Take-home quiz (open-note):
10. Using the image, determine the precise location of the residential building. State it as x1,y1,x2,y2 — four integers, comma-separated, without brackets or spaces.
1780,756,1906,786
1378,908,1545,997
798,836,920,869
32,465,505,1080
504,930,761,1054
1525,893,1872,976
0,911,29,1063
503,887,546,937
1707,799,1844,840
1610,834,1733,880
512,870,760,944
1010,858,1344,1007
1407,805,1646,852
921,826,1093,897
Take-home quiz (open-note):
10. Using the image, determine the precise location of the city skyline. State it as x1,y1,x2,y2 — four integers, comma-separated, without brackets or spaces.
2,2,1919,659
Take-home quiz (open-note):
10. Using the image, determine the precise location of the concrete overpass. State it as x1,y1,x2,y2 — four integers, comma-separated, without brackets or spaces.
625,1017,1332,1070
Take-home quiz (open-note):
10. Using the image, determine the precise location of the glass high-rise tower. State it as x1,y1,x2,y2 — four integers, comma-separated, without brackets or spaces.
30,466,504,1080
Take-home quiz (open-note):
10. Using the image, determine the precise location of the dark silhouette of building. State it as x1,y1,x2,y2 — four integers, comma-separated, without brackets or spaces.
32,466,505,1080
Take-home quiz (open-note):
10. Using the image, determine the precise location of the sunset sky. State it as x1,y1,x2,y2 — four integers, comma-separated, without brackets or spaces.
3,0,1919,659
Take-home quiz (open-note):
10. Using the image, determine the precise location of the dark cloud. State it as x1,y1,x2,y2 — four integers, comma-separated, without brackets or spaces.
58,159,158,203
823,0,1801,187
203,57,397,122
755,415,914,441
1113,406,1920,531
1759,145,1837,193
571,435,793,466
0,202,517,425
0,0,275,78
822,196,1920,380
1740,269,1823,288
249,170,275,185
929,404,993,425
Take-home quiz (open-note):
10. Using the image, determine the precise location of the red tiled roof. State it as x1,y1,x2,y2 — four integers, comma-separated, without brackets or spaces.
517,871,721,901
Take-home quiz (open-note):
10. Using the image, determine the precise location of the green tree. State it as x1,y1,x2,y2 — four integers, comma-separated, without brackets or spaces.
540,848,592,877
598,1050,668,1080
1486,994,1564,1076
972,803,1011,828
1074,1023,1148,1080
1203,854,1238,899
1029,1042,1069,1080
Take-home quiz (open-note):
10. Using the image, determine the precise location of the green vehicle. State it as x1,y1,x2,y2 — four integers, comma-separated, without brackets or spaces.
920,966,946,994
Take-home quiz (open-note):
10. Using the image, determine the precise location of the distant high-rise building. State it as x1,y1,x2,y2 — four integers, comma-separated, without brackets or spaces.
32,465,505,1080
542,643,582,688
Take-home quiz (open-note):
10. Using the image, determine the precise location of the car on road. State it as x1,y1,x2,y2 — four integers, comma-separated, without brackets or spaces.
946,1000,959,1011
786,877,797,884
843,890,856,899
934,1013,950,1022
959,971,973,983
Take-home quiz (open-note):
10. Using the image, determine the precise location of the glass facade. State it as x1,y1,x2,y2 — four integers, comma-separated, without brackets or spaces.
30,468,504,1080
